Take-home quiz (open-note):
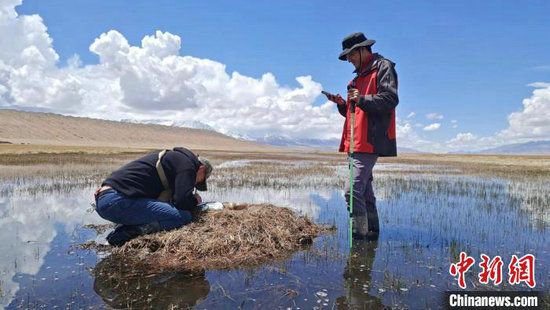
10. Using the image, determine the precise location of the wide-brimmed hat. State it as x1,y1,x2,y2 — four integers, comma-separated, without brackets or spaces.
196,157,213,191
338,32,376,61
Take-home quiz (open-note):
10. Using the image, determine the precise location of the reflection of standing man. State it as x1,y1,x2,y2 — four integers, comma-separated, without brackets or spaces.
336,240,383,308
325,32,399,240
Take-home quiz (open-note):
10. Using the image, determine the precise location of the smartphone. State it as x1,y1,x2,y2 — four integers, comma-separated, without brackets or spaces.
321,90,335,97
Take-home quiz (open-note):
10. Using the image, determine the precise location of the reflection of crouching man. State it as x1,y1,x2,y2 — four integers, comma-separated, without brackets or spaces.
94,147,213,246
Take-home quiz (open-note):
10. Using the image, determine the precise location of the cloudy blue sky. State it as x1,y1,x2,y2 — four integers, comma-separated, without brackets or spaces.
1,0,549,152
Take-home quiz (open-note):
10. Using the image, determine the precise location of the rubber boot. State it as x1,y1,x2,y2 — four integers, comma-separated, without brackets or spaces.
365,204,379,241
352,215,368,240
352,212,379,241
106,221,162,246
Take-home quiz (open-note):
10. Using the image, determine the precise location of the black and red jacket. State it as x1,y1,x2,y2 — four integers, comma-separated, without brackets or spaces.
338,53,399,157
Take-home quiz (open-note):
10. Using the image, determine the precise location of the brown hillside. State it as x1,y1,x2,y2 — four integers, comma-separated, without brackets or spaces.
0,109,273,151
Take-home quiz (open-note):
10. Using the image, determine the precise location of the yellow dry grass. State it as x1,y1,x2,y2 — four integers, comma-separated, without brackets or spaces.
2,144,548,181
380,153,550,177
0,144,150,155
105,204,332,273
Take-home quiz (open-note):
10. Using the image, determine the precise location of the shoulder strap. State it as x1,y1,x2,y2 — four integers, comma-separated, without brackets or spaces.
156,150,170,190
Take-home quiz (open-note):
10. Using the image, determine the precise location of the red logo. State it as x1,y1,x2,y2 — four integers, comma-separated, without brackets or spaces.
449,252,475,289
508,254,536,288
450,252,536,289
478,254,503,285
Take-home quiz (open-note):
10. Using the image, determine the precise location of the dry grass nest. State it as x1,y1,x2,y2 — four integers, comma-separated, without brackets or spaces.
105,203,333,273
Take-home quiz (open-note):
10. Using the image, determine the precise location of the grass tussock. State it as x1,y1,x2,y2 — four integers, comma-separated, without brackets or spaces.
108,204,332,273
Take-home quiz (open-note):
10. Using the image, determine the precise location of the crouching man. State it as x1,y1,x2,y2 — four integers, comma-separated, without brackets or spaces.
94,147,213,246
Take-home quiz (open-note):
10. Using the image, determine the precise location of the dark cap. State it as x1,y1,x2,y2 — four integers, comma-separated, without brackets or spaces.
196,157,213,191
338,32,375,61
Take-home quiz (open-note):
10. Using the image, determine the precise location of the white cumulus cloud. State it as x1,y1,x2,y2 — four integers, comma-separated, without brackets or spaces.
426,112,444,120
0,2,341,140
423,123,441,131
394,118,443,152
2,0,549,152
497,83,550,141
448,132,477,144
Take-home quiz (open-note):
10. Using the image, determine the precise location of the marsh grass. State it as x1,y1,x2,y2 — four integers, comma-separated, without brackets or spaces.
2,146,549,308
381,154,550,178
0,164,116,197
0,149,144,195
375,173,549,225
194,149,343,163
3,146,547,179
210,161,343,189
0,144,151,156
2,148,548,224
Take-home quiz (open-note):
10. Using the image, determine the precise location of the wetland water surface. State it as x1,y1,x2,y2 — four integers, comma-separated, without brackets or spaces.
0,157,548,309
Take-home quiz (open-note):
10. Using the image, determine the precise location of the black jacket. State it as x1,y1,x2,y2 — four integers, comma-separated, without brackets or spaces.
103,147,199,210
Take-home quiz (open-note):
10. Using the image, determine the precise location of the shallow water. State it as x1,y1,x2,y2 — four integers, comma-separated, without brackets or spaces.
0,161,548,309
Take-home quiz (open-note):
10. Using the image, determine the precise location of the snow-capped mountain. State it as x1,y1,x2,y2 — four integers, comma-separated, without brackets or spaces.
120,119,215,131
118,118,428,151
476,140,550,155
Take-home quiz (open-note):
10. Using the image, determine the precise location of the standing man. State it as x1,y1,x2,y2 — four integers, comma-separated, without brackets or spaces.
325,32,398,240
94,147,213,246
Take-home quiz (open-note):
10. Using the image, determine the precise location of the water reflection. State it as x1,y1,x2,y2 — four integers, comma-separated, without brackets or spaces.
0,159,548,308
0,184,335,308
0,188,106,308
336,240,383,309
93,256,209,309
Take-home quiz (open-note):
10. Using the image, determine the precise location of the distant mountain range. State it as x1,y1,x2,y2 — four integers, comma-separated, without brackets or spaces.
476,140,550,155
121,119,216,131
398,146,425,153
253,136,341,149
0,109,272,151
8,109,545,154
122,120,344,150
250,136,429,153
97,119,550,154
132,120,429,152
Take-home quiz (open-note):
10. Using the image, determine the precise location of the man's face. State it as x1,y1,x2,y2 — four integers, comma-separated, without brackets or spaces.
195,165,206,184
346,48,362,69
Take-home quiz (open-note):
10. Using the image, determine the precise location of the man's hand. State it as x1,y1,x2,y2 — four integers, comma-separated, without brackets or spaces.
322,91,346,105
194,193,202,205
348,88,360,104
